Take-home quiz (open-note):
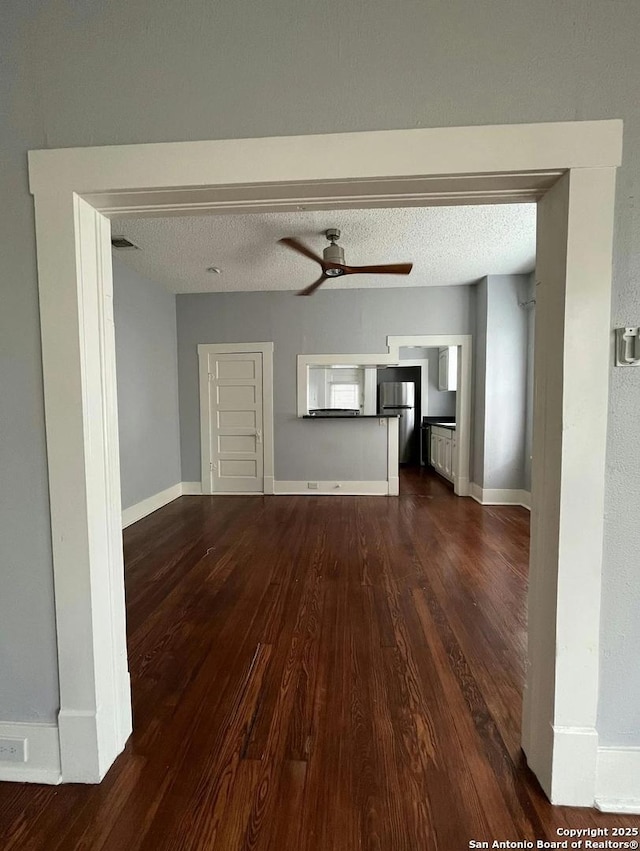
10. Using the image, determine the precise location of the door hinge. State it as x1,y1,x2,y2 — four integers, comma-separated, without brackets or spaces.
210,462,213,472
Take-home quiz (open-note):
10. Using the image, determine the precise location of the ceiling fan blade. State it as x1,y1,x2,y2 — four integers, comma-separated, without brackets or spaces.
297,273,329,296
279,237,324,266
344,262,413,276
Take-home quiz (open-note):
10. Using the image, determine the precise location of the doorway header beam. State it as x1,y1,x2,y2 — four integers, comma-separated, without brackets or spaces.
29,121,622,203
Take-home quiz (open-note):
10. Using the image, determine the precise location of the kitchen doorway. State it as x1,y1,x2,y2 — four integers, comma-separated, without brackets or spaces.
393,346,457,496
386,336,470,498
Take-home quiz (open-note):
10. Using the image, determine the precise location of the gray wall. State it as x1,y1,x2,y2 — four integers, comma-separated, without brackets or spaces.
113,257,181,510
472,279,489,488
0,5,57,722
474,275,530,490
2,0,639,745
177,287,474,483
523,272,536,492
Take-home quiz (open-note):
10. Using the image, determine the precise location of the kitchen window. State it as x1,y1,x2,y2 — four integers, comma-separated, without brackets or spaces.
329,382,360,409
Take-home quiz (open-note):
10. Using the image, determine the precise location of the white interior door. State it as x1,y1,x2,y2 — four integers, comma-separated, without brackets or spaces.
207,352,264,492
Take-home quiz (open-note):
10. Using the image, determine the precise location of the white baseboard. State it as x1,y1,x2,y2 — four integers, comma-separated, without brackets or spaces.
548,725,599,807
182,482,269,496
469,482,484,503
526,728,640,813
470,482,531,510
122,481,530,511
274,480,389,496
0,721,61,784
181,481,203,495
454,475,470,497
58,707,130,783
121,483,182,528
596,746,640,813
205,491,266,496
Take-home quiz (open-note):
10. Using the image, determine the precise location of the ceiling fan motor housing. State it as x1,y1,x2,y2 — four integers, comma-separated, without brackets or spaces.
323,242,345,266
323,228,345,271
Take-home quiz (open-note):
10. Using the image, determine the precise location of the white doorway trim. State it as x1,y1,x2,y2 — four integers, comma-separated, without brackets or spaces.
27,121,622,807
198,342,275,495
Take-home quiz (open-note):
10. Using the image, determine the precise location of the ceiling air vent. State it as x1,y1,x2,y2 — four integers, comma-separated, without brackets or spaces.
111,235,139,250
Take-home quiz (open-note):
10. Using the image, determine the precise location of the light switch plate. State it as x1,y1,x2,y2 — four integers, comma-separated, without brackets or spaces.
615,327,640,366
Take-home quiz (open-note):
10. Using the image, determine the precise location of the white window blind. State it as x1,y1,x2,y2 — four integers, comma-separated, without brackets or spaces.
329,382,360,409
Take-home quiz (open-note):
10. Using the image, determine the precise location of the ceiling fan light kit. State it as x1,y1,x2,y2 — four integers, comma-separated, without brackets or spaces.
322,229,345,275
279,229,413,295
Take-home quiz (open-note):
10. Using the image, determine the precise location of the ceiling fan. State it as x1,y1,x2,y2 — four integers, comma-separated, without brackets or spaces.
279,228,413,296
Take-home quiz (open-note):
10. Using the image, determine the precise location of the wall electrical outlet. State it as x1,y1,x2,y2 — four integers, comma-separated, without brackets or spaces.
0,737,27,763
307,481,319,489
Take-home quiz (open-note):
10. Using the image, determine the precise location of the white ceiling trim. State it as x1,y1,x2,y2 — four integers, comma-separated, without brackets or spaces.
97,170,560,217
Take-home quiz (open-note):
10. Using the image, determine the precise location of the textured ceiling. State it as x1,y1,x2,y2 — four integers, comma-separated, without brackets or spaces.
111,205,536,294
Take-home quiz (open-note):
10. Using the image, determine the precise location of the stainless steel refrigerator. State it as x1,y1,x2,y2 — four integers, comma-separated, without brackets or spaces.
379,381,416,464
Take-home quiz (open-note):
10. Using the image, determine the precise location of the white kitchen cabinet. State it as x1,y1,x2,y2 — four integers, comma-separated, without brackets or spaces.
438,346,458,391
429,425,457,484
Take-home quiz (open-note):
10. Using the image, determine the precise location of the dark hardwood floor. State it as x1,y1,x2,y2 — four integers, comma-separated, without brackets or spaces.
1,470,637,849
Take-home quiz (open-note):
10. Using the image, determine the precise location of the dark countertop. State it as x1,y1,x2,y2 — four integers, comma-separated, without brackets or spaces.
421,417,457,429
422,416,456,425
303,414,400,419
421,418,457,430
